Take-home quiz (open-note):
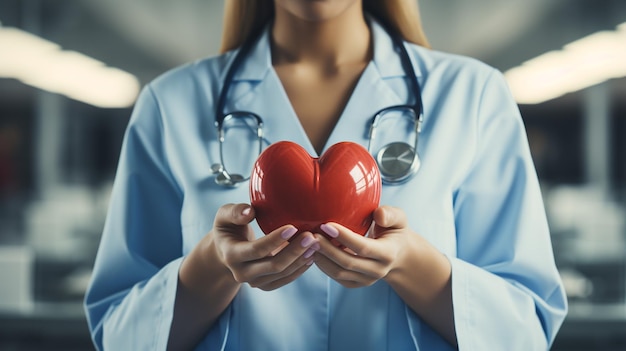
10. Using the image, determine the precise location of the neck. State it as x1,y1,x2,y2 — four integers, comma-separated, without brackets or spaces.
271,4,371,68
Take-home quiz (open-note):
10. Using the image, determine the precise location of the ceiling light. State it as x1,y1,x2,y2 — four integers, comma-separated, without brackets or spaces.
0,26,140,108
504,22,626,104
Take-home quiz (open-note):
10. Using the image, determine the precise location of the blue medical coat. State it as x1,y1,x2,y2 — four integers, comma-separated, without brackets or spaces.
84,20,567,350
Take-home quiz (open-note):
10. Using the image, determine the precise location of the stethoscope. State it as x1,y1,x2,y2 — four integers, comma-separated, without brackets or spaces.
211,22,423,187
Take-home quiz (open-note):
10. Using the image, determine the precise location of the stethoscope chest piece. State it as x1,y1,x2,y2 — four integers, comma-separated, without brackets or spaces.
215,172,245,187
376,142,421,184
211,163,245,187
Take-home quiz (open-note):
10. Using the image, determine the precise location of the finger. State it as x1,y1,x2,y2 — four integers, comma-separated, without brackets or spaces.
269,241,289,257
255,262,314,291
373,205,407,230
313,234,383,276
214,203,255,228
236,225,300,261
234,232,318,281
313,253,376,288
249,253,315,288
319,223,386,260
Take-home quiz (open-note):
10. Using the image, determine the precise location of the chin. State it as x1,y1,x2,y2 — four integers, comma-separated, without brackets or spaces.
276,0,362,23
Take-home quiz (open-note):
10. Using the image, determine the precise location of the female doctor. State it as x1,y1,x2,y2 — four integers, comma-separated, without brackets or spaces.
84,0,568,350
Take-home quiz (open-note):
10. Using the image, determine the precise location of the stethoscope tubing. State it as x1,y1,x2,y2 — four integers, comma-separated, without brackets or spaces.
213,18,424,186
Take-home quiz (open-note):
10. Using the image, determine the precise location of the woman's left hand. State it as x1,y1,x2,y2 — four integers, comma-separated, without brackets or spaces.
312,205,413,288
314,206,457,346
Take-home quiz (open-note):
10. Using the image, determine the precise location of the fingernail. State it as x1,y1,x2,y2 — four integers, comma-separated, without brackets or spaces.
301,235,315,248
303,248,316,259
242,207,251,216
281,227,298,240
306,258,314,266
311,243,320,251
320,223,339,238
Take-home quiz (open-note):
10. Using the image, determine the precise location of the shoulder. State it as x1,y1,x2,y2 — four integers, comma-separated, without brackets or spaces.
406,44,514,110
145,51,237,102
408,44,498,84
127,51,237,131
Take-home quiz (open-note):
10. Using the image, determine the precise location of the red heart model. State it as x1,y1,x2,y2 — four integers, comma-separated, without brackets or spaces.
250,141,382,237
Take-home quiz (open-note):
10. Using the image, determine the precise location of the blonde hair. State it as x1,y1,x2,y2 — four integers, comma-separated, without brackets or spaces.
219,0,430,53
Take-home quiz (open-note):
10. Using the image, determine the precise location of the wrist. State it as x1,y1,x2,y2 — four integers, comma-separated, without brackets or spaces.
384,233,422,286
169,234,242,349
179,234,240,297
385,234,451,299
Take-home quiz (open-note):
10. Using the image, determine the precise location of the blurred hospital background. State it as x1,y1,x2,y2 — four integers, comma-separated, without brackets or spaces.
0,0,625,350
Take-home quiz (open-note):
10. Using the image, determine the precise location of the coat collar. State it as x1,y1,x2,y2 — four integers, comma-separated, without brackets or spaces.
231,18,422,82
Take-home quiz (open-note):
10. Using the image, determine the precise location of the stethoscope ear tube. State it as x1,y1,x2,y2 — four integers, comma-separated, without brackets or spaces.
214,29,265,129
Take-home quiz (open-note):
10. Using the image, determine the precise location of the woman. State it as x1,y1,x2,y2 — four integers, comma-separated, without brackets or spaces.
84,0,568,350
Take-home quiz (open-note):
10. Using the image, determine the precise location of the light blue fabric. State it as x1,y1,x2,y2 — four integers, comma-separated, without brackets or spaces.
84,19,567,351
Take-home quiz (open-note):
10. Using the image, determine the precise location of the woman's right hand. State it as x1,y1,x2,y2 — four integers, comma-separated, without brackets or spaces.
204,203,319,291
171,203,318,349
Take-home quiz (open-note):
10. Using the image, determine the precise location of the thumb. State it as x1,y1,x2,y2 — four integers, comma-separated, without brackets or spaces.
214,203,255,228
373,205,407,230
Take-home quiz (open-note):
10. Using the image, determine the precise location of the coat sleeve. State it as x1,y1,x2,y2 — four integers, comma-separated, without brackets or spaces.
83,85,229,350
407,68,567,350
450,69,567,350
